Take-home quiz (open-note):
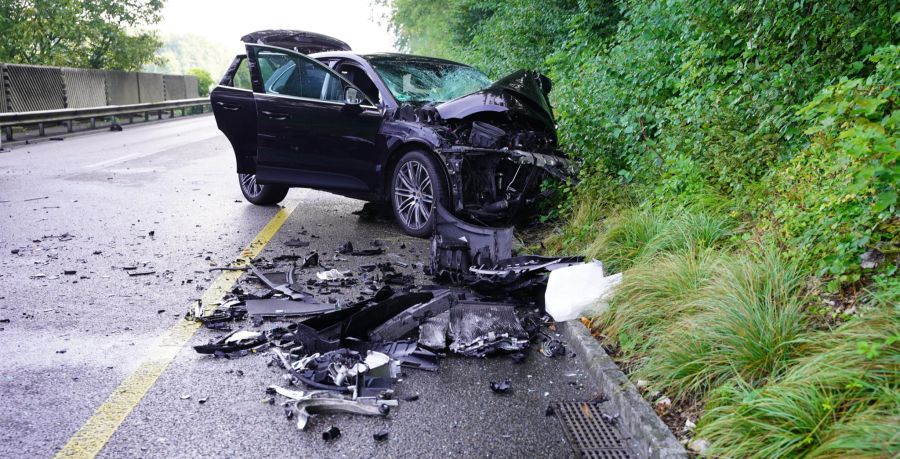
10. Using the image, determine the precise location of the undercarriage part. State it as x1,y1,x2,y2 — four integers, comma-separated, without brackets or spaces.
448,302,529,357
430,205,512,278
551,401,635,459
368,290,456,342
288,391,391,430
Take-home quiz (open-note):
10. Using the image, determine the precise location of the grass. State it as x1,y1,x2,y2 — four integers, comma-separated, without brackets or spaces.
595,247,722,358
697,308,899,458
565,204,898,456
583,206,733,272
636,248,809,397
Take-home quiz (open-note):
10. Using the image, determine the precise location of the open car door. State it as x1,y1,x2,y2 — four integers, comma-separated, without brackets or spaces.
211,55,258,174
243,33,383,194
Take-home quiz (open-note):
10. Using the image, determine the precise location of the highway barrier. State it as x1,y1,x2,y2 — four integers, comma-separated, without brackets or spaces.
0,63,206,145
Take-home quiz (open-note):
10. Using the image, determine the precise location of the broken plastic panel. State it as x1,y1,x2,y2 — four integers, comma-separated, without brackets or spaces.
368,290,456,342
249,265,311,301
372,341,440,372
430,205,512,278
245,298,335,318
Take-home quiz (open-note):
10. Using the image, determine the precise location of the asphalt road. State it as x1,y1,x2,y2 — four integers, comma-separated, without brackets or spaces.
0,115,600,458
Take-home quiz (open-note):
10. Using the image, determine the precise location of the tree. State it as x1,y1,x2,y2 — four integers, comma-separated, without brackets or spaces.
0,0,165,71
188,68,214,97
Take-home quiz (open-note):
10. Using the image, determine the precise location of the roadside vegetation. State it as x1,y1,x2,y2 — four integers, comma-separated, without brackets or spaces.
383,1,898,455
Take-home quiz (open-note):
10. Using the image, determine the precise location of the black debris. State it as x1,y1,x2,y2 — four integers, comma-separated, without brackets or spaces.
402,394,419,402
10,249,19,254
373,429,390,441
337,241,354,254
490,379,512,394
285,239,310,248
63,270,77,275
322,426,341,441
351,248,384,256
540,335,566,358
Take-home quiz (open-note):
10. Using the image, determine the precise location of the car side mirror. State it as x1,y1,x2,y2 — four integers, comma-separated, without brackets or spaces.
344,87,362,106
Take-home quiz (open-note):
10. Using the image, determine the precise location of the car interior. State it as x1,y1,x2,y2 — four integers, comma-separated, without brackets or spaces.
336,62,381,105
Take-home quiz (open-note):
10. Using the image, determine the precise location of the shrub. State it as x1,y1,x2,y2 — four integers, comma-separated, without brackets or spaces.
638,248,808,396
597,247,723,359
698,308,899,458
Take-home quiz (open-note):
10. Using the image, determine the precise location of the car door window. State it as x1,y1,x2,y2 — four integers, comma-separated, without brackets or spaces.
254,48,343,102
233,58,253,90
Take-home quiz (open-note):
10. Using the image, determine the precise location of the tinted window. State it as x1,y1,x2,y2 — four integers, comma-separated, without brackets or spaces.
255,49,343,101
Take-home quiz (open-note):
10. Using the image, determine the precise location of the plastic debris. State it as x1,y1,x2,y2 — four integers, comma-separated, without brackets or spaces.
544,261,622,321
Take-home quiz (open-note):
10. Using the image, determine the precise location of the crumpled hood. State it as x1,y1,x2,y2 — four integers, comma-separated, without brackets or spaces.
435,70,555,130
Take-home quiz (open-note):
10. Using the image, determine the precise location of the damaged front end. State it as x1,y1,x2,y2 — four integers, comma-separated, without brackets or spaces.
390,70,577,226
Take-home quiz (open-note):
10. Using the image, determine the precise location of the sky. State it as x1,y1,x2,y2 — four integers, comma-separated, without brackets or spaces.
157,0,398,53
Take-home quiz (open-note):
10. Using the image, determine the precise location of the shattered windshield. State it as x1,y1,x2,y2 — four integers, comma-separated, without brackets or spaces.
368,56,492,103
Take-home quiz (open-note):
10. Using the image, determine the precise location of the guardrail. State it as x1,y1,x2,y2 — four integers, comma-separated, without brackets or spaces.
0,97,210,146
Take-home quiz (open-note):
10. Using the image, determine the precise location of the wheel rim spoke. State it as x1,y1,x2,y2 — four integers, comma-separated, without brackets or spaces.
394,159,434,231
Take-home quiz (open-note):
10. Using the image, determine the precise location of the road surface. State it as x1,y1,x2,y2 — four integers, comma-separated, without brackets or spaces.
0,115,599,458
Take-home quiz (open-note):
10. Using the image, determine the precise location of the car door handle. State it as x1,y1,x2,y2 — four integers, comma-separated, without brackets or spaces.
215,101,240,111
261,110,290,120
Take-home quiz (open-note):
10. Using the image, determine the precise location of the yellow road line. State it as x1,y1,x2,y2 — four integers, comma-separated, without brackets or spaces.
55,204,296,459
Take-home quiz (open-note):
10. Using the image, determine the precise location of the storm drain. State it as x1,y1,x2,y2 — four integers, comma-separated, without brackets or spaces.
552,401,635,459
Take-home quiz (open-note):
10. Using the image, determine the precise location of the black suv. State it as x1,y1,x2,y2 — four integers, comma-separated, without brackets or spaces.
211,30,574,237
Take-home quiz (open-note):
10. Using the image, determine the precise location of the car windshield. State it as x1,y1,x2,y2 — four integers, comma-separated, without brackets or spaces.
368,57,492,103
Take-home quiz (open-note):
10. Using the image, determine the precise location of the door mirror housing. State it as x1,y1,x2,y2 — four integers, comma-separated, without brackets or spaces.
344,86,362,106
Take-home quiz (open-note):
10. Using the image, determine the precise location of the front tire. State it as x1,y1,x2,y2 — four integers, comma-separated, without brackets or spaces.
391,150,447,238
238,173,289,206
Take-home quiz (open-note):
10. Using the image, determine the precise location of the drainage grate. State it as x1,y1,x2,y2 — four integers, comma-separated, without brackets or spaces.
552,401,635,459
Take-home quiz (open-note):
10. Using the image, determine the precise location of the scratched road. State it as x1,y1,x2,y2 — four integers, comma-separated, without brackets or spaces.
0,115,599,458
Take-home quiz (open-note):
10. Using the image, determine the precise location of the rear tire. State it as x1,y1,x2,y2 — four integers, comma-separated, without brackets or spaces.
238,173,289,206
390,150,447,238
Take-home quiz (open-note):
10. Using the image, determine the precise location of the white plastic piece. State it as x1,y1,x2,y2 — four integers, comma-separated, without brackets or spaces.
544,261,622,321
316,269,349,280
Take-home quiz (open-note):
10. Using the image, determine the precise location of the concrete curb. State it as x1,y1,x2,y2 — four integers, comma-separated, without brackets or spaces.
559,320,687,459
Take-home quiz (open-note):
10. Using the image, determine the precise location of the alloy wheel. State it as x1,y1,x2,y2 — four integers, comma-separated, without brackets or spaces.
239,173,262,198
394,160,434,231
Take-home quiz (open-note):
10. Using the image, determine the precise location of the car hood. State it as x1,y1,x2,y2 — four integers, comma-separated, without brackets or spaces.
435,70,555,129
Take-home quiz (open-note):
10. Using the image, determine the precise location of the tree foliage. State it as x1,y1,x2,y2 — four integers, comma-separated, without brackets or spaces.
188,68,214,97
0,0,165,71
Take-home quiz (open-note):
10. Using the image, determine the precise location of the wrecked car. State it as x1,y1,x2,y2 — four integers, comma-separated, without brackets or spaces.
212,29,575,237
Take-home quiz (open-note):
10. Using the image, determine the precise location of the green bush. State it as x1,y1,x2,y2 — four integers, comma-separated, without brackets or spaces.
761,46,899,289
